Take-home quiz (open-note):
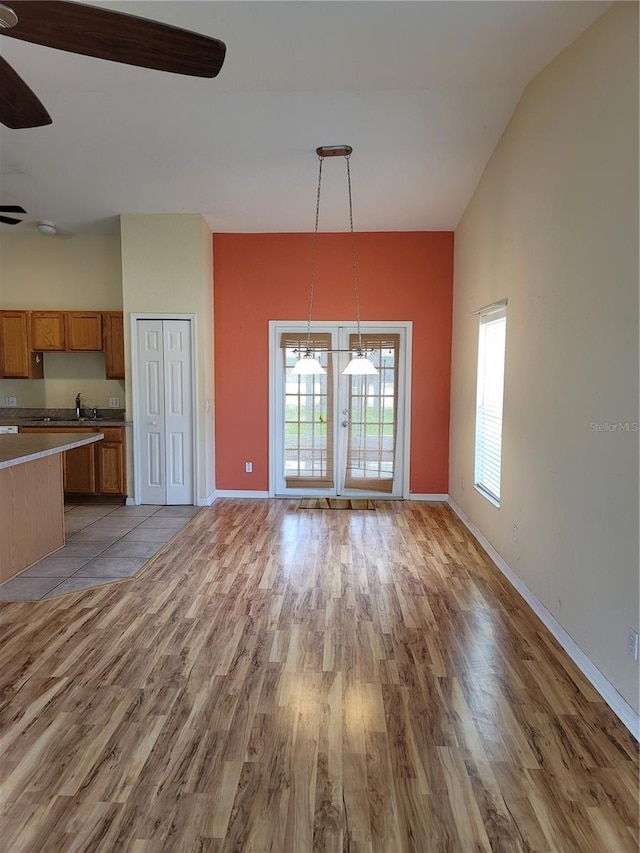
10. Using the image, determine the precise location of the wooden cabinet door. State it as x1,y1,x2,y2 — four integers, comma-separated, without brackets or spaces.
96,427,126,495
96,442,125,494
64,443,97,493
102,311,125,379
0,311,44,378
31,311,66,350
66,312,103,351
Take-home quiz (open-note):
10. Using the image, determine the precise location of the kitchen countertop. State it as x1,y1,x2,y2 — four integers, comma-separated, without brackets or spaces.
18,418,127,427
0,433,104,470
0,408,129,428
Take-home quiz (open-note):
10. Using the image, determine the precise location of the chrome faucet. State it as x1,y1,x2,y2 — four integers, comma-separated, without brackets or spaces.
75,393,81,419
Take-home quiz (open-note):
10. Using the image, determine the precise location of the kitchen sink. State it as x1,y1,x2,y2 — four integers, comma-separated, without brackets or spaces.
33,416,103,423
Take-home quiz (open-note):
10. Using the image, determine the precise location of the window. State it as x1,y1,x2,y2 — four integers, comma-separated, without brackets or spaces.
474,305,507,505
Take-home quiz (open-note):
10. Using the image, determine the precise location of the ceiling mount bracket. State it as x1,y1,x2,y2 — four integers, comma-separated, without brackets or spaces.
316,145,353,159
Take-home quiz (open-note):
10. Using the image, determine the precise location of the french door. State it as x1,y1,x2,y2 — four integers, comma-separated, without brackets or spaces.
271,323,410,498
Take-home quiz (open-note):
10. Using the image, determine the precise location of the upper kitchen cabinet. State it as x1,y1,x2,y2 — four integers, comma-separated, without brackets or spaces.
102,312,125,379
31,311,66,350
0,311,44,379
31,310,104,352
65,312,103,351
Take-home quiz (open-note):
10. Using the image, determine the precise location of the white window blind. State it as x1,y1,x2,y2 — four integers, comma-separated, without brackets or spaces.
474,306,506,504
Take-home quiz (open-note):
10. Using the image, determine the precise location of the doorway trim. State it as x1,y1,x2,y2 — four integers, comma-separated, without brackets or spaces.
130,313,198,506
268,320,413,499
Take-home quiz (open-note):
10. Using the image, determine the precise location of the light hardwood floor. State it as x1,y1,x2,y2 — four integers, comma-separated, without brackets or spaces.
0,500,637,852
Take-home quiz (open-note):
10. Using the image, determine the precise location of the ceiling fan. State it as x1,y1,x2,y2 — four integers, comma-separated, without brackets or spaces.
0,204,26,224
0,0,226,129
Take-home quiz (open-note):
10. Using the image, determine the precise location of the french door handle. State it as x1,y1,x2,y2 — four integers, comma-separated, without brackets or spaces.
341,420,349,427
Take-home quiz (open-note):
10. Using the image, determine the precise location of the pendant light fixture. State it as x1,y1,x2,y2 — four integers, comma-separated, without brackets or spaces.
291,145,378,376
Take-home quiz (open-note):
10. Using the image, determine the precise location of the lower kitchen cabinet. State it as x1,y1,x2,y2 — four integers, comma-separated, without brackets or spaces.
96,429,126,494
20,425,126,498
64,442,96,493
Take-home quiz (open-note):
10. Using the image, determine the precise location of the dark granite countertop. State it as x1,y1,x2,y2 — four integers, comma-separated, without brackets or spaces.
0,408,130,427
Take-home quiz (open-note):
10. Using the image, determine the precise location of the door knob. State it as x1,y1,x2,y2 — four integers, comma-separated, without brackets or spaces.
341,420,349,427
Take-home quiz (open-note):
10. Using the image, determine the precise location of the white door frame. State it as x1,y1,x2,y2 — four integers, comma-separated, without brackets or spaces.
130,313,198,506
268,319,413,499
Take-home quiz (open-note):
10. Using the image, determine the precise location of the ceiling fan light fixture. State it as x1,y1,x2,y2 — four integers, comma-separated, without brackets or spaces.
37,220,57,236
0,4,18,29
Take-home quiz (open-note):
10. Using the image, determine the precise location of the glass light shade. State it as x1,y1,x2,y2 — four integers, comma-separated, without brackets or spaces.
291,355,326,375
342,355,378,375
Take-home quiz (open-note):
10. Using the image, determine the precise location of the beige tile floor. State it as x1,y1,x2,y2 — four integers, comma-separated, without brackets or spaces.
0,502,201,600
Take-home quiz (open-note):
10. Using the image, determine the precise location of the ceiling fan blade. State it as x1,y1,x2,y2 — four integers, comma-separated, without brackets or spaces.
0,56,52,128
4,1,226,77
0,205,27,214
0,215,23,225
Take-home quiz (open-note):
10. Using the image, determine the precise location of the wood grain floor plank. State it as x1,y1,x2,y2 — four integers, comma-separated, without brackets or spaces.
0,499,636,851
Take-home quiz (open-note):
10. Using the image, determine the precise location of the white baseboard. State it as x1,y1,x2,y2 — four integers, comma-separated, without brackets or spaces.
214,490,270,499
408,493,448,501
196,491,217,507
446,496,639,740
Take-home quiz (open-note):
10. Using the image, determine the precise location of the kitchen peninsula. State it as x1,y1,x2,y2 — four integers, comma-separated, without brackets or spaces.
0,432,103,582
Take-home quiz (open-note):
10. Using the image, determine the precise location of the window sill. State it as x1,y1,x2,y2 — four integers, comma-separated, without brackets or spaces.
474,484,500,508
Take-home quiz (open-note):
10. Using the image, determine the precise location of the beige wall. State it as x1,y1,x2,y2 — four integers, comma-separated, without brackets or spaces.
450,3,639,712
0,234,124,408
0,234,123,309
120,214,214,503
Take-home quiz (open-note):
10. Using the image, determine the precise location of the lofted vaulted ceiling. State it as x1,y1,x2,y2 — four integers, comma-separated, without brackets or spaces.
0,1,610,235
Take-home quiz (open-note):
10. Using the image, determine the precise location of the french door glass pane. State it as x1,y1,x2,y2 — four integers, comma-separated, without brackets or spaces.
345,335,400,493
281,334,334,488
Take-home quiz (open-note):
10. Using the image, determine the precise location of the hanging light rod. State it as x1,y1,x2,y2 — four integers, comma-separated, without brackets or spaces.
291,144,378,377
292,347,373,355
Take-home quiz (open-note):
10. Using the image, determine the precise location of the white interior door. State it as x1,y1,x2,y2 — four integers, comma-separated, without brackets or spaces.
136,319,193,505
272,323,408,498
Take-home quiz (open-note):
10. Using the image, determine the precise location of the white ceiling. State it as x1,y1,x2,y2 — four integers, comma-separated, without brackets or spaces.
0,1,610,236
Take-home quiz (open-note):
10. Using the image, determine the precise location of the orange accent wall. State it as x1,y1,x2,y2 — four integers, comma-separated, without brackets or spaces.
213,232,453,493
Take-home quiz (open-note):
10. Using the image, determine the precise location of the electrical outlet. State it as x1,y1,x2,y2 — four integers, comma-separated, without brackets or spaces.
627,628,639,661
461,476,465,489
245,461,253,473
513,524,519,543
108,397,120,408
5,396,16,407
